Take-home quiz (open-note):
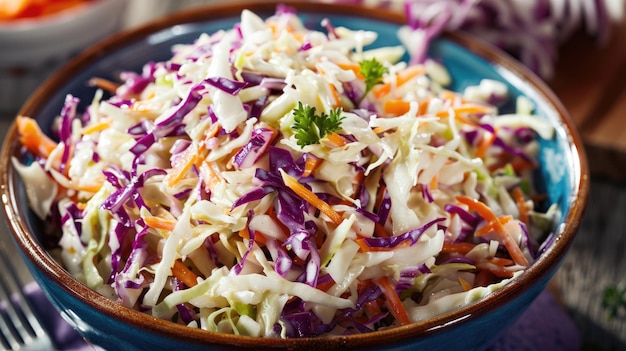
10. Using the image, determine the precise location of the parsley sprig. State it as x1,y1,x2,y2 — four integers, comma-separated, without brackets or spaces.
292,102,344,147
603,283,626,320
358,58,388,103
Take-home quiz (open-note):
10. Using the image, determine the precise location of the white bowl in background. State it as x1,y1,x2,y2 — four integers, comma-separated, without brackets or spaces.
0,0,128,113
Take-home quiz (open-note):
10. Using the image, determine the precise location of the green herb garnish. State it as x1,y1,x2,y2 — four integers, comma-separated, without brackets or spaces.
602,283,626,320
358,58,388,103
292,102,344,147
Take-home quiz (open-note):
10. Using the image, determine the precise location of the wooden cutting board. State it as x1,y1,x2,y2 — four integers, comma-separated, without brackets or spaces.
549,23,626,182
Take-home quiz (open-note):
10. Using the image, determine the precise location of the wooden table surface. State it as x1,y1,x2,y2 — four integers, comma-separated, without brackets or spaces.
549,23,626,182
547,23,626,350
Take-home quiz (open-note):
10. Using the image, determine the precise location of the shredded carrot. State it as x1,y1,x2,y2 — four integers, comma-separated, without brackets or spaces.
372,126,387,135
82,120,111,135
314,63,343,108
436,104,494,127
453,112,479,126
198,122,222,155
375,276,411,326
87,77,119,94
267,22,278,35
374,185,387,213
429,175,438,191
351,170,365,201
441,242,476,255
172,260,199,288
238,226,250,240
327,83,342,109
355,234,412,252
301,154,322,177
510,157,537,173
417,98,431,116
205,122,221,139
364,299,384,319
383,99,411,116
280,170,344,225
456,195,529,267
198,161,222,192
489,155,534,174
166,146,198,187
489,257,515,266
458,277,473,291
337,62,364,79
474,270,493,287
373,222,391,238
69,182,103,193
144,216,176,232
130,100,163,112
316,278,336,292
439,90,462,103
475,131,494,158
16,116,58,158
436,104,493,118
325,132,346,147
477,261,515,278
476,215,513,237
512,187,529,226
373,65,426,98
354,239,371,252
238,227,267,245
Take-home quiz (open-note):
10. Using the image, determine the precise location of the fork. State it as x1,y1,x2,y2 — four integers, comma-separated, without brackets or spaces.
0,249,54,350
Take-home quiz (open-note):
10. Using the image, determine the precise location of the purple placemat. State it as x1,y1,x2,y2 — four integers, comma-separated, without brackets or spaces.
23,281,580,350
488,290,581,351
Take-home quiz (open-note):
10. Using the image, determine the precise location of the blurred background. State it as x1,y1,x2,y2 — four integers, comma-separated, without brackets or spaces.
1,1,626,350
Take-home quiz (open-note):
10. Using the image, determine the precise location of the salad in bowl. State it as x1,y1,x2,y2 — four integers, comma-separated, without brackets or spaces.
6,2,579,346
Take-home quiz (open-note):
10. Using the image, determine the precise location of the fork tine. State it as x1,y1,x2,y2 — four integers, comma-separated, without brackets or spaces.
0,251,49,350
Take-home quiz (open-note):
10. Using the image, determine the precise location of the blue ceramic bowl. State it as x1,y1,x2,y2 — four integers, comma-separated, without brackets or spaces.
0,1,589,350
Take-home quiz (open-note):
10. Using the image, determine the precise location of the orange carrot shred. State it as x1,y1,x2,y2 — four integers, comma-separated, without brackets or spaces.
280,170,343,225
198,161,222,192
417,98,431,116
316,278,336,292
301,154,322,177
88,77,120,94
69,182,103,193
441,242,476,255
429,175,438,191
166,146,198,187
238,227,267,245
512,187,529,226
172,260,199,288
489,257,515,266
383,99,411,116
375,276,411,325
16,116,58,158
326,132,346,147
337,62,364,80
328,83,342,108
82,120,111,135
456,195,529,267
373,65,426,98
476,215,513,237
458,277,473,291
475,130,496,158
144,216,176,232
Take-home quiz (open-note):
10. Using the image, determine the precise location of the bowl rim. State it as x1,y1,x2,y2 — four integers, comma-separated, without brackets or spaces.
0,0,590,348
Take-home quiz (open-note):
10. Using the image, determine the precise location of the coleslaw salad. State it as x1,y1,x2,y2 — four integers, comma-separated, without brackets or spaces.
13,6,559,338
